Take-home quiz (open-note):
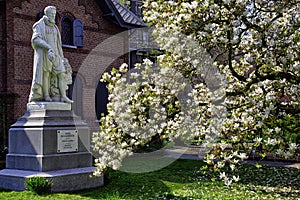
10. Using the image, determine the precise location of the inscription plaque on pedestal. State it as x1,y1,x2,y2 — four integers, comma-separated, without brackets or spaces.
57,130,78,153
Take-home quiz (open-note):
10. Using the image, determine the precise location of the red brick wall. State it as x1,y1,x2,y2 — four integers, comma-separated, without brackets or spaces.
0,2,5,92
4,0,128,131
0,2,6,148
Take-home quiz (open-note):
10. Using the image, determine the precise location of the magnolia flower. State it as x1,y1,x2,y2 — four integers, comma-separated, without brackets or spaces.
275,149,284,156
119,63,128,73
121,142,128,148
191,1,198,9
254,137,263,144
224,177,232,187
233,175,240,182
217,161,225,168
231,136,239,142
223,154,233,161
111,160,121,170
289,143,298,151
284,151,293,159
150,2,158,8
266,138,278,146
233,159,239,164
238,153,248,160
274,127,281,133
220,172,226,179
143,58,153,66
230,164,236,171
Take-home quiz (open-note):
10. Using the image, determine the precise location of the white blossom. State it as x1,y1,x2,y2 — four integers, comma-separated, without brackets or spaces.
92,0,299,185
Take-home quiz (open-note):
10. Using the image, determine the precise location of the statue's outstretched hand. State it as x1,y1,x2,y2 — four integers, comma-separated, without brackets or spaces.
48,49,55,62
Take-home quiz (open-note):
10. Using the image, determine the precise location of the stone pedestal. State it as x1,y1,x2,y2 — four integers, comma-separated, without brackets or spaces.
0,102,103,192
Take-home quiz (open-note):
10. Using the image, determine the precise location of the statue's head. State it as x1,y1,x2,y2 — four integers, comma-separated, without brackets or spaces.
44,6,56,24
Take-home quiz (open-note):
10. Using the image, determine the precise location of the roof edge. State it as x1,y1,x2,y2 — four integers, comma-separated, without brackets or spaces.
97,0,147,29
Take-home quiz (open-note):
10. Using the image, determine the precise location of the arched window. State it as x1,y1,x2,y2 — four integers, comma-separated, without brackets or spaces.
61,16,84,47
61,16,73,46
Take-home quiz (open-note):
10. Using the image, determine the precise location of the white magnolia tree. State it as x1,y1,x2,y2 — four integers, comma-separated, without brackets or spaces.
93,0,299,185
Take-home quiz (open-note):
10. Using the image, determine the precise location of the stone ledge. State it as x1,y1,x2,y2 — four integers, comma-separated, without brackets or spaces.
0,167,103,192
6,152,92,171
27,102,71,111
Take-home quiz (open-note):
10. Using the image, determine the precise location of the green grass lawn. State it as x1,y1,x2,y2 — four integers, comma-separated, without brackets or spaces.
0,159,299,199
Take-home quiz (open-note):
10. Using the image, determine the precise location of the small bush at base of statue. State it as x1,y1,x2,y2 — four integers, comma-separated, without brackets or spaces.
24,176,52,194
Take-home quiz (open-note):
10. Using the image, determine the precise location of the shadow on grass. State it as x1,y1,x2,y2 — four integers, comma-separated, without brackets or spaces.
75,159,204,199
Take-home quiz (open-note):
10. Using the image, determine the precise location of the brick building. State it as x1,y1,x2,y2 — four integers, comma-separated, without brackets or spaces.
0,0,145,149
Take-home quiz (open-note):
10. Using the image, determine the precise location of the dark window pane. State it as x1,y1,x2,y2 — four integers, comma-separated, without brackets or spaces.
95,81,108,120
62,16,73,45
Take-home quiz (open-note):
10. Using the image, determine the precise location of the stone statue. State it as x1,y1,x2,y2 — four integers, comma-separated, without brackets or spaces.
29,6,73,103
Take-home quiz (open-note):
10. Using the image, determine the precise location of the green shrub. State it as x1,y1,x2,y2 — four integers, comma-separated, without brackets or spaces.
24,176,52,194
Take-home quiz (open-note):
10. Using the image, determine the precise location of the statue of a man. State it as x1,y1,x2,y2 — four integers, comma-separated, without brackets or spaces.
29,6,73,103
